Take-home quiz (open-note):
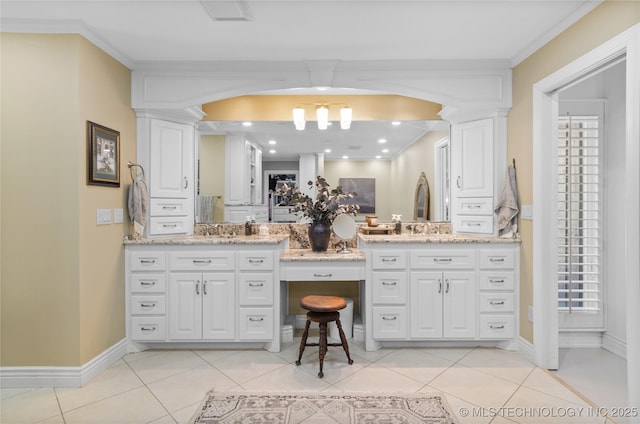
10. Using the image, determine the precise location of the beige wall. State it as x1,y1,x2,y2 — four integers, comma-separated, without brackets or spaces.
1,34,134,366
509,0,640,343
199,135,226,221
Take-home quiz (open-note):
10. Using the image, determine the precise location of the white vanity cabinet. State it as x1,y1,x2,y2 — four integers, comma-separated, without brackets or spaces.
237,251,274,340
371,251,408,340
129,251,168,341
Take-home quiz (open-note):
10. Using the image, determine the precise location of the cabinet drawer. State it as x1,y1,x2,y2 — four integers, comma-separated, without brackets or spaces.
372,307,407,339
479,315,515,339
454,215,493,234
454,197,493,215
372,272,407,305
131,316,166,341
371,251,407,269
131,273,166,293
410,250,475,269
282,266,363,281
238,252,273,271
239,273,274,306
479,293,515,313
149,217,191,236
131,295,166,315
238,307,273,340
479,271,515,291
479,250,515,269
130,252,166,271
149,198,190,217
169,251,235,271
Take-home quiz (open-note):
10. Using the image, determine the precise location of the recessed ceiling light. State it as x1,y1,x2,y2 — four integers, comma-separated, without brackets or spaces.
316,86,329,91
268,140,276,145
378,138,387,144
242,121,252,127
382,149,389,153
342,155,349,159
325,148,332,153
392,121,401,126
269,149,276,154
376,155,381,159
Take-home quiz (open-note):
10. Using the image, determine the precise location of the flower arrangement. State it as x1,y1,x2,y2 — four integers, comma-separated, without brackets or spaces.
276,176,359,225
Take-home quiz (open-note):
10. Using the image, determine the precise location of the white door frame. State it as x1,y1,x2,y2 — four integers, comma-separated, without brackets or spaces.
532,24,640,409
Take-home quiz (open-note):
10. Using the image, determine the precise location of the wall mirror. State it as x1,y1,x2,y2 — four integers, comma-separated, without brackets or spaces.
414,172,430,221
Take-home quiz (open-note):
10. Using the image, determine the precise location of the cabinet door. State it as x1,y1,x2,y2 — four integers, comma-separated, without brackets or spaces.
149,119,194,199
202,273,235,340
451,118,494,198
225,136,249,205
443,272,477,338
169,273,202,340
410,272,443,338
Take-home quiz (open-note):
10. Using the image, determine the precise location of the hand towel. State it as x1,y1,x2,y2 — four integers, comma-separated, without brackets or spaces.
494,164,519,238
128,179,149,238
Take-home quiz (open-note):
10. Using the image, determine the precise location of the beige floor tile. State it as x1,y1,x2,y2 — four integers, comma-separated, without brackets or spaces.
171,401,202,424
0,387,40,400
147,363,236,413
0,388,61,424
192,349,237,364
122,349,164,364
433,391,493,424
33,414,66,424
62,386,167,424
241,363,333,392
347,343,395,363
419,347,476,363
127,350,207,384
376,348,454,384
295,350,369,384
504,386,605,424
457,347,536,384
332,363,424,393
209,350,289,384
55,362,143,412
147,414,178,424
521,368,591,406
429,364,519,409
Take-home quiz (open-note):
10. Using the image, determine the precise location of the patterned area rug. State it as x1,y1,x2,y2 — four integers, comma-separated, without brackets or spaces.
189,391,458,423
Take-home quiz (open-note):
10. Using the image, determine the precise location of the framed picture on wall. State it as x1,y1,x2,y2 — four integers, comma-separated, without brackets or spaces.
339,177,375,214
87,121,120,187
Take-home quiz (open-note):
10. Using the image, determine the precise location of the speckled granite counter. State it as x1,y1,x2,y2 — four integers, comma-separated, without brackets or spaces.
357,233,521,244
280,248,365,262
123,234,289,245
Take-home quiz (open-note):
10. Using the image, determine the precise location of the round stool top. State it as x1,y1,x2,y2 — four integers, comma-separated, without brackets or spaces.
300,295,347,312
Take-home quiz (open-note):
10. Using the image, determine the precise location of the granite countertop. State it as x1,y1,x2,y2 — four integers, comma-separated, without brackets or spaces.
357,233,521,244
123,234,289,245
280,248,365,262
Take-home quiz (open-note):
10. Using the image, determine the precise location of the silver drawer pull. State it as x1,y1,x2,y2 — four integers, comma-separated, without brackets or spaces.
249,317,264,322
248,259,265,264
489,300,505,306
382,316,397,321
490,324,505,330
434,258,452,263
314,273,332,278
195,281,200,295
162,205,177,210
381,281,397,286
248,282,264,287
490,258,505,263
140,259,156,265
468,204,482,209
381,258,398,262
162,223,177,228
489,279,505,284
140,281,157,286
203,281,208,296
140,326,157,332
193,259,212,264
140,303,156,308
468,223,482,227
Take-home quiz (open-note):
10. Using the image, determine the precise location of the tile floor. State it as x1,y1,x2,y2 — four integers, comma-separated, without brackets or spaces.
1,339,621,424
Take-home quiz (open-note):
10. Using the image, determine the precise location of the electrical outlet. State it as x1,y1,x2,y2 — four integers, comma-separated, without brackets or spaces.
97,209,111,225
113,208,124,224
522,204,533,220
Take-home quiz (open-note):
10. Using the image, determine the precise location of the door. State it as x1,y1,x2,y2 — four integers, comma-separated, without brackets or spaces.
169,273,202,339
202,273,235,340
443,272,477,338
410,272,443,338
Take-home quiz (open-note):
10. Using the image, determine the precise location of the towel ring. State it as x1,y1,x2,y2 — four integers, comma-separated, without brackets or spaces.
127,161,145,181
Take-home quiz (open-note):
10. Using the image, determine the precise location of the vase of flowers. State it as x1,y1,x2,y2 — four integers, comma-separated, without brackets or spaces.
276,176,359,252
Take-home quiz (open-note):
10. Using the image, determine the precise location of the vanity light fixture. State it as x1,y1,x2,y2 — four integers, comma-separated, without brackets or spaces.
292,103,352,130
340,106,352,129
293,107,305,130
316,105,329,130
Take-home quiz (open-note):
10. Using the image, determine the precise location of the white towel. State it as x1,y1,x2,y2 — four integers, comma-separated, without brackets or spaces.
494,164,519,238
128,179,149,238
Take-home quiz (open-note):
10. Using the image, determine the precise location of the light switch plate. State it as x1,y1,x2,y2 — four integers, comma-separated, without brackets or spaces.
97,209,111,225
521,204,533,220
113,208,124,224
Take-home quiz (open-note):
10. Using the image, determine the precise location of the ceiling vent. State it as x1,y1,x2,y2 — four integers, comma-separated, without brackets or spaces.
200,0,254,21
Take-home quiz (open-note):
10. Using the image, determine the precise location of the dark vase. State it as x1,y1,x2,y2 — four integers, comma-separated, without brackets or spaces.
308,221,331,252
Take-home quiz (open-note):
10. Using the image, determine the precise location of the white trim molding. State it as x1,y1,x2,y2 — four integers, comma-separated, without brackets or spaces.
0,339,127,388
532,23,640,411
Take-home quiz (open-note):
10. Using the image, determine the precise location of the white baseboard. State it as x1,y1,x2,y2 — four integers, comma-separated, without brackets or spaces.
0,338,127,388
602,333,627,359
518,336,535,363
558,331,603,348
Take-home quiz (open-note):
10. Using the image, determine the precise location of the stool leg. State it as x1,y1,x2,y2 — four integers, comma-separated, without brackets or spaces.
318,322,328,378
295,319,311,366
335,319,354,365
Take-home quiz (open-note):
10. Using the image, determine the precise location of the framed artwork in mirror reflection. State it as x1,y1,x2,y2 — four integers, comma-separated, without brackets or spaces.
87,121,120,187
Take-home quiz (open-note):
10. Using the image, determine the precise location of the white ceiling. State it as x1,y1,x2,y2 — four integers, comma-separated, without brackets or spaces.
1,0,602,161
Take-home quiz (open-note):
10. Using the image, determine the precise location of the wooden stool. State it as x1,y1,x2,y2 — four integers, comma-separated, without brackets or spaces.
295,295,353,378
